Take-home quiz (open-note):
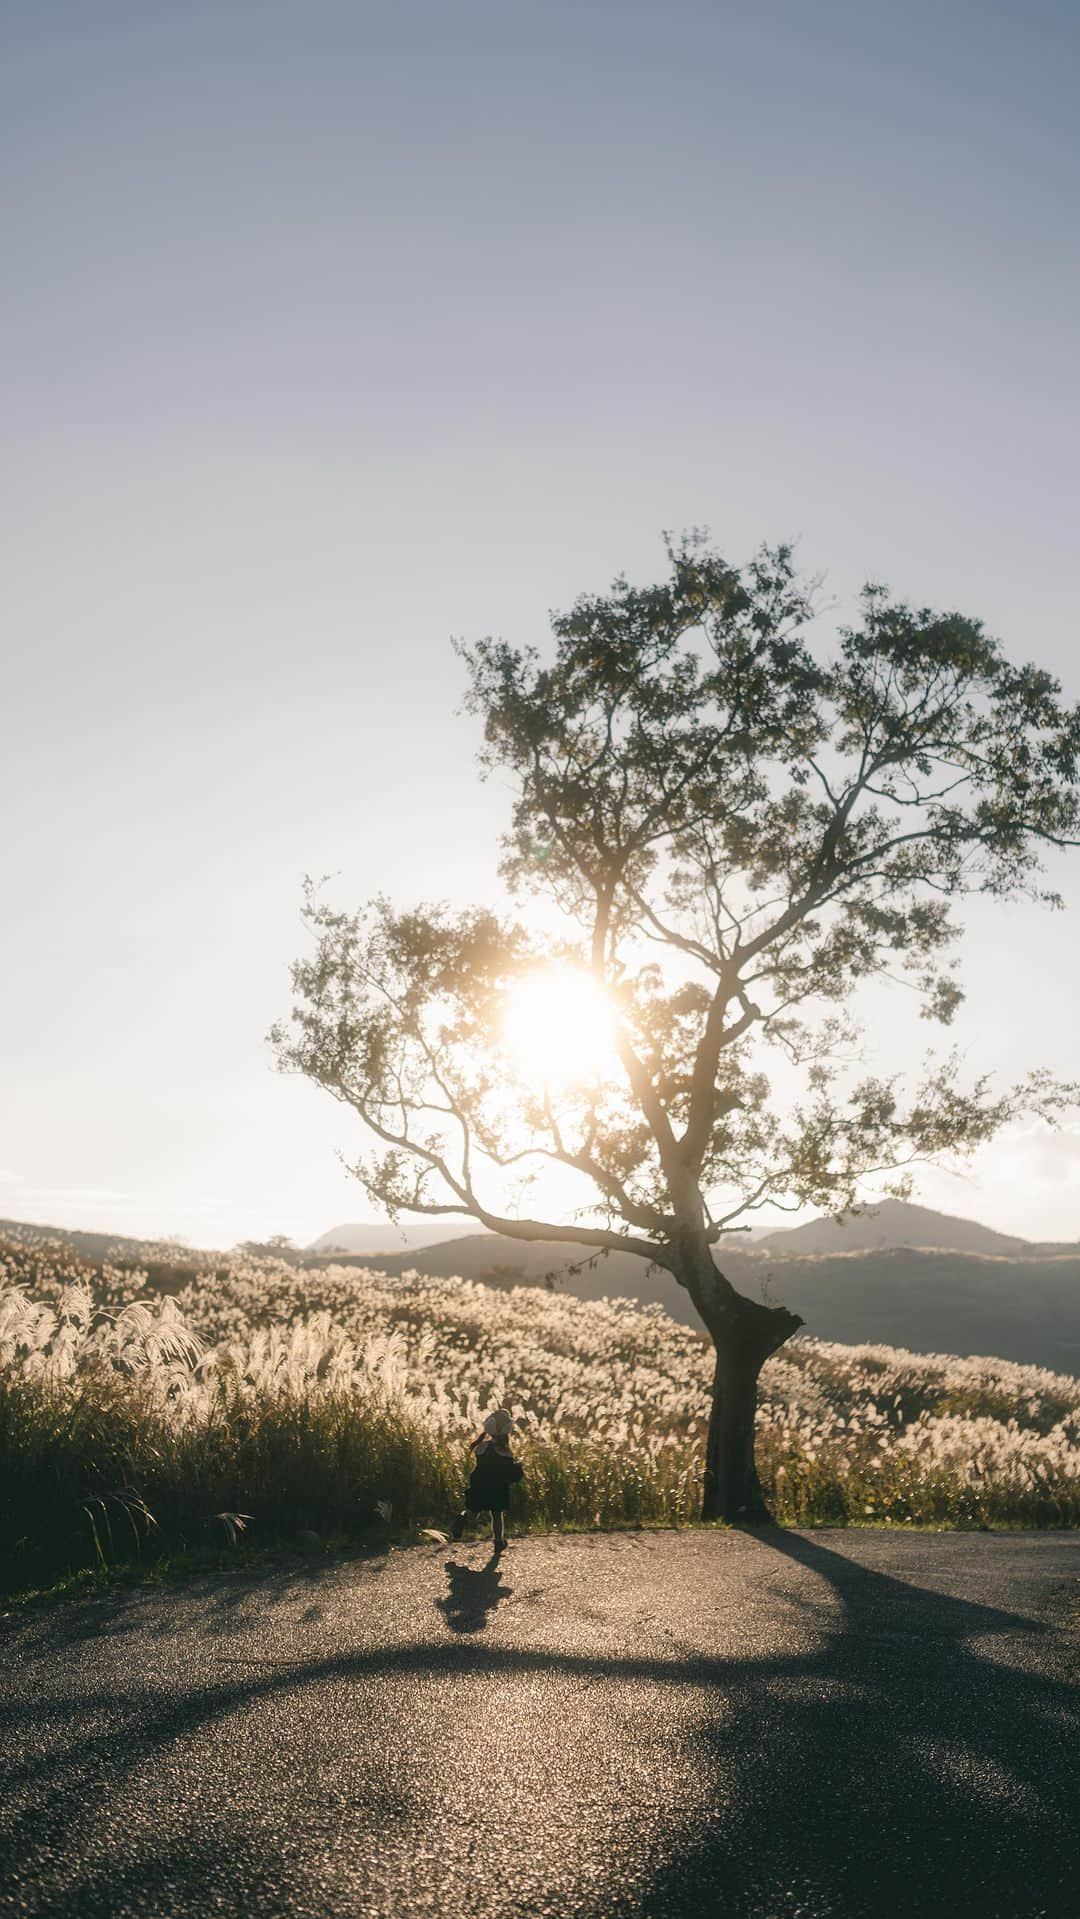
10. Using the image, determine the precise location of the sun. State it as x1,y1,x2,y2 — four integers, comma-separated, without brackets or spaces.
502,967,619,1090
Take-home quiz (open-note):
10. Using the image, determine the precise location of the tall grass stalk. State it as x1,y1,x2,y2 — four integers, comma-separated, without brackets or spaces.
1,1246,1077,1588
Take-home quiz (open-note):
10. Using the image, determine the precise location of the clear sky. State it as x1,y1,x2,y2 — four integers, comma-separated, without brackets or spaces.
3,0,1079,1247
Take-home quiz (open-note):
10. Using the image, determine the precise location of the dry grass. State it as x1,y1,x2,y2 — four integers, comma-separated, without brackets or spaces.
2,1240,1077,1589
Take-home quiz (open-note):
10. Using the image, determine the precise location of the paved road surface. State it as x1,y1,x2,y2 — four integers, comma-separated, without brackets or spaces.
1,1531,1077,1918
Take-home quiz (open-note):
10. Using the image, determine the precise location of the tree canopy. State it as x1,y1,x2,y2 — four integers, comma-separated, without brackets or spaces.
275,535,1080,1275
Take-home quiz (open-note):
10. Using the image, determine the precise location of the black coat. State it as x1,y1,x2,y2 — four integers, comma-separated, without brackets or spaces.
465,1445,523,1514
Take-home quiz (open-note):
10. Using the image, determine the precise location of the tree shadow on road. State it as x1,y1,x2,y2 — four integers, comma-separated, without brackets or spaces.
2,1533,1077,1917
609,1527,1079,1919
436,1552,513,1633
2,1548,394,1653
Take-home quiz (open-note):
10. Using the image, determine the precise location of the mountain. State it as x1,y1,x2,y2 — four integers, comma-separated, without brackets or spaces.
364,1227,1080,1375
366,1232,683,1303
0,1217,204,1269
756,1198,1034,1257
308,1221,484,1256
7,1207,1077,1376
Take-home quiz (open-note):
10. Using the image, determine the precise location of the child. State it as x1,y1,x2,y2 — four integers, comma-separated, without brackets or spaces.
451,1407,523,1553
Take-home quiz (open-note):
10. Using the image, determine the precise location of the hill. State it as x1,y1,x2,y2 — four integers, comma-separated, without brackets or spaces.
0,1217,207,1272
756,1197,1034,1256
364,1230,1080,1375
0,1216,471,1287
6,1208,1078,1376
6,1239,1079,1560
308,1221,482,1256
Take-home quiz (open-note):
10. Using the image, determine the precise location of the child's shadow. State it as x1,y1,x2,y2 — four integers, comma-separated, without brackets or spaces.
437,1554,513,1634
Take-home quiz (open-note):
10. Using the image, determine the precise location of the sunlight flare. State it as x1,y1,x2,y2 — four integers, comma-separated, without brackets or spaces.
502,967,619,1090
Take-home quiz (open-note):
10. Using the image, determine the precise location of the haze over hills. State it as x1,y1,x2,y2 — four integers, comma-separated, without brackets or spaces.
0,1216,480,1270
8,1200,1066,1272
0,1218,208,1270
4,1200,1078,1376
317,1198,1076,1264
756,1198,1036,1257
352,1200,1080,1375
309,1222,481,1256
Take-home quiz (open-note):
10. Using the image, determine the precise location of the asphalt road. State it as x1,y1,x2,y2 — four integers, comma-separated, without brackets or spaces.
1,1530,1077,1919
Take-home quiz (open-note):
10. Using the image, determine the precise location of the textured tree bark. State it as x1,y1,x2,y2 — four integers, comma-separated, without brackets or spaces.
699,1293,804,1522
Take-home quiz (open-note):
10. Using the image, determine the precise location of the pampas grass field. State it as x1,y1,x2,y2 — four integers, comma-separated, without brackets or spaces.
2,1237,1078,1593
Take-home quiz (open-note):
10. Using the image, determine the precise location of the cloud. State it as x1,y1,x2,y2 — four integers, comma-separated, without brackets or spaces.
14,1186,138,1207
912,1121,1080,1240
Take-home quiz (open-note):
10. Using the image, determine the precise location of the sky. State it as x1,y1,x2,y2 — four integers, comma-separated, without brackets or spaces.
3,0,1079,1248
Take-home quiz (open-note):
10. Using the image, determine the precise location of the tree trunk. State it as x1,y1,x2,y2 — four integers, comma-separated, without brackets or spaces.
699,1293,804,1523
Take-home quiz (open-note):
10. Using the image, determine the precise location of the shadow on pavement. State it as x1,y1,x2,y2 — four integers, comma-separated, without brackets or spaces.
1,1553,394,1656
1,1533,1077,1917
436,1553,513,1633
610,1527,1079,1918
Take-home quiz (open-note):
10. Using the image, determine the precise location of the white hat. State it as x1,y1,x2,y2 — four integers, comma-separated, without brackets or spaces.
483,1408,514,1438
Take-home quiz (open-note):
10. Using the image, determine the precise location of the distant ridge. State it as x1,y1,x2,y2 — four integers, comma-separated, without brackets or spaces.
361,1221,1080,1375
308,1221,483,1256
6,1206,1078,1375
0,1214,483,1268
756,1198,1034,1257
0,1217,205,1269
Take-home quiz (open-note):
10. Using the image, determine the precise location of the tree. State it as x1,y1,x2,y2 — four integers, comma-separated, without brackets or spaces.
273,536,1080,1520
235,1234,300,1264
